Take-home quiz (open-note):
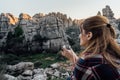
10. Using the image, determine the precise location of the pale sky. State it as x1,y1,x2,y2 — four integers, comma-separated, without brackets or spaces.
0,0,120,19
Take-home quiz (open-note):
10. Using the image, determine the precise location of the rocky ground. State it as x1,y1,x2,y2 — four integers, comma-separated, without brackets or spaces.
4,61,73,80
0,53,74,80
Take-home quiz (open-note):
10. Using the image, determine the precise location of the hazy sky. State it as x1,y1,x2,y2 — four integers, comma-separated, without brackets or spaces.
0,0,120,19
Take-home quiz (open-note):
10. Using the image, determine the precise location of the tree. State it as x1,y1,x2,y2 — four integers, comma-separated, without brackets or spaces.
13,26,24,43
6,31,13,43
5,26,24,53
14,26,23,37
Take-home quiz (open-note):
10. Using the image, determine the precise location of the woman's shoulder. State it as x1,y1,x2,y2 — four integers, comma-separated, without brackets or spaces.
75,55,120,80
77,54,104,67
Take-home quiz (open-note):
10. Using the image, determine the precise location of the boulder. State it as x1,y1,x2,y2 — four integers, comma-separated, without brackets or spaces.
33,68,47,80
4,74,17,80
17,75,32,80
32,74,47,80
22,70,33,76
50,63,60,69
7,62,34,75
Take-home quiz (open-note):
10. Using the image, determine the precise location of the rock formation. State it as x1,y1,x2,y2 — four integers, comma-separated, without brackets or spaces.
47,12,73,27
0,13,9,32
0,13,18,46
18,13,38,41
32,13,45,22
97,11,102,16
0,5,120,53
102,5,118,28
37,15,69,52
6,13,18,25
19,13,32,20
102,5,115,19
0,12,74,53
102,5,120,38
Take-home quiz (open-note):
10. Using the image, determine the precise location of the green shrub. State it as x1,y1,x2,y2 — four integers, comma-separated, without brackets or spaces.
14,26,23,37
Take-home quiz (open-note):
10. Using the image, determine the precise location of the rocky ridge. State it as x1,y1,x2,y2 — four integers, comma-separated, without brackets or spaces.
0,12,80,53
0,5,120,53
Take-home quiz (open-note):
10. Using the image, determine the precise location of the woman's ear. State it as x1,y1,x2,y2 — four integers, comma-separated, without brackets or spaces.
87,32,92,40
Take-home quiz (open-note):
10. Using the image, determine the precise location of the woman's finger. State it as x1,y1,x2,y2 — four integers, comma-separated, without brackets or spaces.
61,51,65,56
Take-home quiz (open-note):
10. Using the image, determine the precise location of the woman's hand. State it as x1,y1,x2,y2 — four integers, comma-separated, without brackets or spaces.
61,47,78,64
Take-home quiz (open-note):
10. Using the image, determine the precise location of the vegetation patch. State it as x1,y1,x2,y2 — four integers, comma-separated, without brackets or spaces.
1,53,66,68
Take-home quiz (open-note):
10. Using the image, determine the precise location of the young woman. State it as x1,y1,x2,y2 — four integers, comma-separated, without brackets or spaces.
61,15,120,80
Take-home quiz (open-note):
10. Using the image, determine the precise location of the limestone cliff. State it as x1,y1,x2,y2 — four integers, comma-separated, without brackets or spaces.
36,16,69,52
0,5,120,53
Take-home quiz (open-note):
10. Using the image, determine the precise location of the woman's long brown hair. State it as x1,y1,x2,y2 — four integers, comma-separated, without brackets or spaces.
80,15,120,68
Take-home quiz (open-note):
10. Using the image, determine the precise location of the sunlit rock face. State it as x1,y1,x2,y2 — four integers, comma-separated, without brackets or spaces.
18,13,38,41
6,13,18,25
0,13,18,46
19,13,32,20
0,13,18,32
0,13,18,25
